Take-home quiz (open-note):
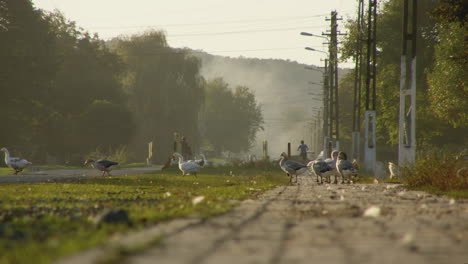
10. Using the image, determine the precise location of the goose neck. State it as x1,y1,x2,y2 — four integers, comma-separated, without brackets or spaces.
1,148,10,161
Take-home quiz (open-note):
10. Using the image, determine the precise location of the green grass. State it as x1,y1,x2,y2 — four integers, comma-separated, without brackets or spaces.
0,165,80,176
0,166,287,264
407,186,468,199
0,168,11,175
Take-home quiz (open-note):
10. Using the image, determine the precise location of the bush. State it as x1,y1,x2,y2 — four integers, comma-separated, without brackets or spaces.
85,145,134,164
400,156,468,191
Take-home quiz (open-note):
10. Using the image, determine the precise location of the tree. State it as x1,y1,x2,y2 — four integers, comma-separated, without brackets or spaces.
339,0,467,156
0,5,134,163
427,0,467,128
70,100,134,156
0,0,58,158
203,78,263,154
113,31,205,160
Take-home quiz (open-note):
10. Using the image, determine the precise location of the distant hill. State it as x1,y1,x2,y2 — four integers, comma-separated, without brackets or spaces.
192,50,349,158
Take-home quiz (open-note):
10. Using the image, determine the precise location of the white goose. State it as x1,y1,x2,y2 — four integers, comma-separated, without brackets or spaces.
1,147,32,175
388,162,399,179
173,152,202,176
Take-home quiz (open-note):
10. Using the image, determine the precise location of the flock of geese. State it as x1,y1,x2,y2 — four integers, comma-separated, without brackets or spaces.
279,150,359,185
0,147,207,177
2,147,359,185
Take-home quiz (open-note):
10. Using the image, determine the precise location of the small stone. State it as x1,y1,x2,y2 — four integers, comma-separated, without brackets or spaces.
192,195,205,205
363,206,381,218
94,209,131,226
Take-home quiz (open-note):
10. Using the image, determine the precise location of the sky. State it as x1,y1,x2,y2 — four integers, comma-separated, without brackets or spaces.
31,0,358,67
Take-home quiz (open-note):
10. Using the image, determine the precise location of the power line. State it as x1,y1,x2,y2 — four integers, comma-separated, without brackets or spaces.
86,14,328,30
165,26,325,37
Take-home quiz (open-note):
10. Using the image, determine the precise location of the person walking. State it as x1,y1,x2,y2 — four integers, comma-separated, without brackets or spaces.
297,140,309,161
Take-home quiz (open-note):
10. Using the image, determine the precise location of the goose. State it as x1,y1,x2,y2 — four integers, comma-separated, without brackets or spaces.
336,152,358,184
388,162,399,179
308,150,339,184
1,147,32,175
84,159,118,176
279,152,308,185
308,159,335,184
173,152,202,176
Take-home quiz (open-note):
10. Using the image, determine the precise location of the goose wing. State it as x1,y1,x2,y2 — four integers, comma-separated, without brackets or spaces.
312,160,333,174
9,158,32,169
337,160,355,172
284,160,307,171
96,160,119,168
181,161,201,172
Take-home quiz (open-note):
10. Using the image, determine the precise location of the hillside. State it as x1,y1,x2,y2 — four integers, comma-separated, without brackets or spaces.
193,51,349,158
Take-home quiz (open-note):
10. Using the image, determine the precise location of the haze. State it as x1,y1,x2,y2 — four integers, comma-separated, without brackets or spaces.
32,0,357,67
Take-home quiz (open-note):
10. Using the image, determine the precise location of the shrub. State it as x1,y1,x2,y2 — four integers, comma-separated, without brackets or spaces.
400,156,468,191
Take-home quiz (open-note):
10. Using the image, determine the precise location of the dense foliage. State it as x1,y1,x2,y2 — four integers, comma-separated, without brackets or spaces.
111,31,205,161
203,78,264,154
0,0,265,165
339,0,467,159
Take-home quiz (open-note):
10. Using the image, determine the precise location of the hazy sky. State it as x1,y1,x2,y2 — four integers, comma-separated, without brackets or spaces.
31,0,358,67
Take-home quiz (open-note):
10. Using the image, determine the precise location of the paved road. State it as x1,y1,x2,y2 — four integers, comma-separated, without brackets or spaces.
58,174,468,264
0,166,162,183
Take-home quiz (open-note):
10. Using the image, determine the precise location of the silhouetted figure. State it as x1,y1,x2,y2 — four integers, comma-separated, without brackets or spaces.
181,136,193,160
297,140,309,161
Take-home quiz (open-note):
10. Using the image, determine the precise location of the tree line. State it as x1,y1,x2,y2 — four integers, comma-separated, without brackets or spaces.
338,0,467,159
0,0,263,165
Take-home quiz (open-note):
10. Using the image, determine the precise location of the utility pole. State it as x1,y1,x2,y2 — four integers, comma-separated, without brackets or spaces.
323,11,345,153
364,0,378,174
398,0,417,165
351,0,365,162
322,59,330,158
316,109,321,157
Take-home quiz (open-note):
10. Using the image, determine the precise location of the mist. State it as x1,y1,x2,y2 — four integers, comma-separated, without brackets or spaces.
193,52,327,159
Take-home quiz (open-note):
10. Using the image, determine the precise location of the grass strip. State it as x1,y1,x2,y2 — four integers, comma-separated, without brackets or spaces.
0,166,287,264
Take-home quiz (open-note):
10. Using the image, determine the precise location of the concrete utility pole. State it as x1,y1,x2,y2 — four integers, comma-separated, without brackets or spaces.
398,0,417,165
364,0,378,174
315,109,322,157
323,11,346,153
351,0,365,162
322,59,330,158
